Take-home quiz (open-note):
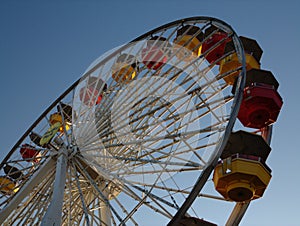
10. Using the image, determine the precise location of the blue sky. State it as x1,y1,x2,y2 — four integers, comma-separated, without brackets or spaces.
0,0,299,225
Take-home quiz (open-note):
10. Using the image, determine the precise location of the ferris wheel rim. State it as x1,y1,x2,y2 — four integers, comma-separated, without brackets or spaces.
1,16,243,164
0,16,247,226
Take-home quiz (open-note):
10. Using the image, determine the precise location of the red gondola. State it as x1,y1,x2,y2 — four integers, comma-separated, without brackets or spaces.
20,144,40,163
79,77,106,106
201,25,231,64
141,36,168,70
237,69,283,129
238,83,283,129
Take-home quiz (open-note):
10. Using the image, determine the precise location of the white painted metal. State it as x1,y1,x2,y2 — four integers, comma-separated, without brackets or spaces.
41,148,68,226
0,157,56,224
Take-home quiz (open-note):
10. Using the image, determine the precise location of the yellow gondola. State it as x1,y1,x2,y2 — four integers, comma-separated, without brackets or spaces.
50,113,70,133
213,131,272,202
112,54,137,84
0,176,18,195
213,155,271,202
173,25,203,62
220,36,263,85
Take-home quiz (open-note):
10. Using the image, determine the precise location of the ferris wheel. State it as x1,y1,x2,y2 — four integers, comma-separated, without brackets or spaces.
0,17,282,226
